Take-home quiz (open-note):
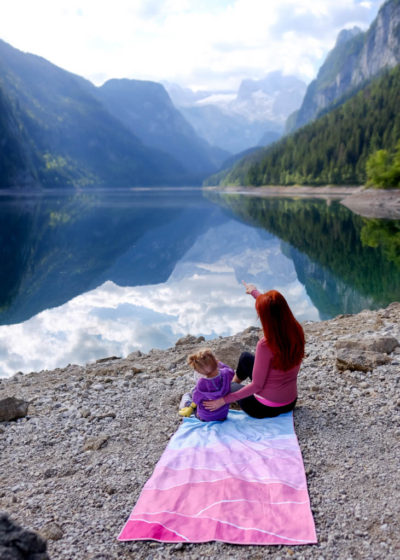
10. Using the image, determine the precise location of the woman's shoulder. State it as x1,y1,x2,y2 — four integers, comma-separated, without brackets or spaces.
256,337,273,354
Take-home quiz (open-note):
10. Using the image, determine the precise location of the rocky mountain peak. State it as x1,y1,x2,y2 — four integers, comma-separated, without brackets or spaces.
335,26,362,47
288,0,400,132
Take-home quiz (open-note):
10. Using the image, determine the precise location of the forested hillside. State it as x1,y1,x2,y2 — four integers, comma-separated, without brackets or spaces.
205,65,400,187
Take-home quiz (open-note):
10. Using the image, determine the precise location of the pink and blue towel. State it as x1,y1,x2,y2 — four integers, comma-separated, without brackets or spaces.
118,410,317,545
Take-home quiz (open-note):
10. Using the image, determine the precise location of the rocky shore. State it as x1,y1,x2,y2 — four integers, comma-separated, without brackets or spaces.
1,303,400,560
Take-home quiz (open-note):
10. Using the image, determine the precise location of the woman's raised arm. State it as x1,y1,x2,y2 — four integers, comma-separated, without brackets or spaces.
242,280,261,299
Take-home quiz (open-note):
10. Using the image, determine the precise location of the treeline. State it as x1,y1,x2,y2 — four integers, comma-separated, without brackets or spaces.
206,65,400,187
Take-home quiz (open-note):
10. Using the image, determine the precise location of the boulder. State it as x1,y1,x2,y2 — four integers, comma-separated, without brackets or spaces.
335,336,399,354
212,340,246,370
335,336,398,372
0,513,49,560
0,397,29,422
336,349,391,372
175,334,205,347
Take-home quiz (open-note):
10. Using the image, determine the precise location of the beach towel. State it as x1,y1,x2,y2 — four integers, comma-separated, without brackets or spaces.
118,410,317,545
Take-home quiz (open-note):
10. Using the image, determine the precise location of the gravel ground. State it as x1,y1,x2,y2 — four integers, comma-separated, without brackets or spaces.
1,303,399,560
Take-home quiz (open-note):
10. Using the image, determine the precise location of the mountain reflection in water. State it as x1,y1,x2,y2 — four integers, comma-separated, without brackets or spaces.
0,189,399,376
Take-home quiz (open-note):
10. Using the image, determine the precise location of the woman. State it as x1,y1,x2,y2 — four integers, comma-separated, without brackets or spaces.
203,281,305,418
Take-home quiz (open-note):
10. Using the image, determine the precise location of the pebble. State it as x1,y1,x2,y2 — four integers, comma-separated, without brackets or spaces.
91,384,105,391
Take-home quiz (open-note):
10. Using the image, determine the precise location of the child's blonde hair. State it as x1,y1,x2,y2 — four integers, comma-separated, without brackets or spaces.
187,348,218,371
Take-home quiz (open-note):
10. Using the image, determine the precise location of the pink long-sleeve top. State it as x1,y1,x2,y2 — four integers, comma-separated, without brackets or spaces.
223,289,300,406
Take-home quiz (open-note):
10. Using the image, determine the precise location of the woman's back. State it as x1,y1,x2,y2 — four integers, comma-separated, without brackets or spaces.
254,338,300,404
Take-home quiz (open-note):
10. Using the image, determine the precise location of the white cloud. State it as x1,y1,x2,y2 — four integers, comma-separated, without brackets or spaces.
0,0,384,90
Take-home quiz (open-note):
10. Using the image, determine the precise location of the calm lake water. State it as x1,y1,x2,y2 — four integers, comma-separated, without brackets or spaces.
0,187,399,377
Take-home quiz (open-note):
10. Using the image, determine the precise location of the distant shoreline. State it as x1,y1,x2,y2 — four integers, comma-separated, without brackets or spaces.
204,185,400,220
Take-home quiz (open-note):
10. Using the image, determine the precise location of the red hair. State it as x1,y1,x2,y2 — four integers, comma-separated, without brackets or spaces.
255,290,305,371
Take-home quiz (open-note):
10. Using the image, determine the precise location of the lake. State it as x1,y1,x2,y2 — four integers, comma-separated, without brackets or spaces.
0,187,399,377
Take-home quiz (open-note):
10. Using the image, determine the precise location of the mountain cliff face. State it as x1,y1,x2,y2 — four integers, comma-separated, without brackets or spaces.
289,0,400,132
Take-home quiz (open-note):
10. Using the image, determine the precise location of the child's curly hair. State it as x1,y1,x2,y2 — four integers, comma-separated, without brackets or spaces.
187,348,218,371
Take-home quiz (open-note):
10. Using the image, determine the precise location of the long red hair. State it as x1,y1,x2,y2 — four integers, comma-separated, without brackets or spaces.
255,290,305,371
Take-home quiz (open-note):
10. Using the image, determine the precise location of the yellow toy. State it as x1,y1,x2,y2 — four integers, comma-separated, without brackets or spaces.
179,402,197,417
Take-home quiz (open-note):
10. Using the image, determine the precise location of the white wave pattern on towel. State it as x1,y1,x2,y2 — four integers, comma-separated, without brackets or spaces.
118,411,317,545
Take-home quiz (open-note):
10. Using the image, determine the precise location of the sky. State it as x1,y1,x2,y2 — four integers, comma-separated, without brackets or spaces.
0,0,385,91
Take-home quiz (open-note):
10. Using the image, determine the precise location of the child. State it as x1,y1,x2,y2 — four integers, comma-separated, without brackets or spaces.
179,349,234,421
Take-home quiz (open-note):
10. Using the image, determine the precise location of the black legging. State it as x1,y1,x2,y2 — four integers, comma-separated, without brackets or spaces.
231,351,297,419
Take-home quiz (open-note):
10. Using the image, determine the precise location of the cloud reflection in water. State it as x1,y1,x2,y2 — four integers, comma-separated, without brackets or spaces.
0,220,319,377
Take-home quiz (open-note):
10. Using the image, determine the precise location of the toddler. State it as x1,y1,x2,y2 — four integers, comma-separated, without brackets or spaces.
179,348,234,421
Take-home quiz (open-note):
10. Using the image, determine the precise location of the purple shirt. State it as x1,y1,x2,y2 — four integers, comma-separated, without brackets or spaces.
192,362,234,421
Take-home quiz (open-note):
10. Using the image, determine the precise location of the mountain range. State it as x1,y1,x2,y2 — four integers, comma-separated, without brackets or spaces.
166,72,306,154
0,40,229,189
0,38,308,189
2,0,399,190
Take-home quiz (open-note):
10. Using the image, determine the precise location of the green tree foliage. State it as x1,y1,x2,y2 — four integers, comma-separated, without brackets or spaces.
366,140,400,188
207,65,400,187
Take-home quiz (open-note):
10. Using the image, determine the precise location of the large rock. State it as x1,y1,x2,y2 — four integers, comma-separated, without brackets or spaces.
175,334,205,347
212,328,260,369
0,397,29,422
335,336,398,372
336,349,391,372
0,513,49,560
336,336,399,355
